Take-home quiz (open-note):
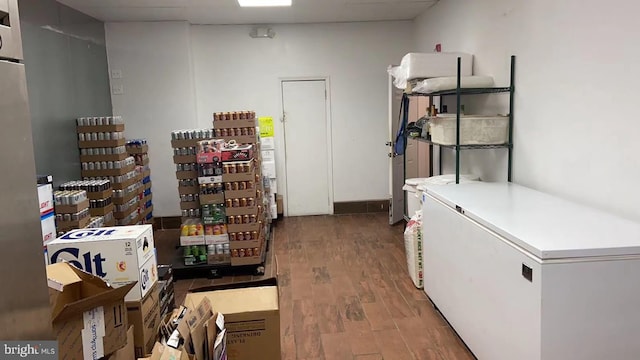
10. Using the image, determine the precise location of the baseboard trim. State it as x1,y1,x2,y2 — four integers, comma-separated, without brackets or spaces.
333,200,389,215
156,200,389,226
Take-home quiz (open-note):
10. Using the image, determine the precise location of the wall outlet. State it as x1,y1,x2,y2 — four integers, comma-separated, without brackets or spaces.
111,70,123,79
111,84,124,95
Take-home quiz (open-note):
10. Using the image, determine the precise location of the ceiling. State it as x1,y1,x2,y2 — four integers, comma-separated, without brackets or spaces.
55,0,438,24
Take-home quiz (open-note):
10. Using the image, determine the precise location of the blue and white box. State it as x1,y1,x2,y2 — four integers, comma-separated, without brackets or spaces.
46,225,158,301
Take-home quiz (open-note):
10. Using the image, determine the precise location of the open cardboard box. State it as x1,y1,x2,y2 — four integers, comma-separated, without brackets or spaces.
186,278,279,360
146,298,227,360
47,262,135,360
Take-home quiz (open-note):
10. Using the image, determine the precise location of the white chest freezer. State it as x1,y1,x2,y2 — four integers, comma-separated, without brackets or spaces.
421,182,640,360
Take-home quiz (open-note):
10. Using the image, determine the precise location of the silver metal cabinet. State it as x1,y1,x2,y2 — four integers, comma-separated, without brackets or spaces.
0,0,53,340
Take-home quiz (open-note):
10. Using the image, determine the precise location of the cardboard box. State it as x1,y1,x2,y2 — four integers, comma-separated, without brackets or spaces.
213,118,256,129
200,193,224,205
90,203,115,217
127,282,161,358
38,183,54,215
268,178,278,192
112,174,143,191
185,279,279,360
77,124,125,133
261,137,275,150
56,199,90,214
276,195,283,215
227,222,260,233
225,205,258,217
260,150,275,162
174,155,197,164
145,181,153,190
57,216,91,232
78,139,126,148
221,145,253,162
261,160,276,178
88,188,114,200
171,138,205,148
80,153,129,163
176,171,199,180
219,135,256,145
113,189,142,205
81,163,136,178
127,144,149,154
229,239,261,250
143,170,151,178
205,234,229,245
108,326,135,360
180,235,205,246
179,186,200,195
224,188,256,200
222,169,255,183
41,214,56,244
47,225,158,301
198,175,223,185
47,262,134,360
196,151,222,164
114,205,139,220
180,201,200,211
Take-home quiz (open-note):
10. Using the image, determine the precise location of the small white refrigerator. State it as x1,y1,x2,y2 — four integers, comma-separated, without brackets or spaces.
421,182,640,360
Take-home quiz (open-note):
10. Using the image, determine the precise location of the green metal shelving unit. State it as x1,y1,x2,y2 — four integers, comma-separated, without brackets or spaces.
402,55,516,185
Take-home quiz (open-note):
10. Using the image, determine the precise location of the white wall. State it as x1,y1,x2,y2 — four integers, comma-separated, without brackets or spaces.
414,0,640,221
106,21,414,216
106,22,197,217
191,22,414,206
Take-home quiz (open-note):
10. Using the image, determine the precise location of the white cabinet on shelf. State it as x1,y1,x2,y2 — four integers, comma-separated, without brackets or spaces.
421,182,640,360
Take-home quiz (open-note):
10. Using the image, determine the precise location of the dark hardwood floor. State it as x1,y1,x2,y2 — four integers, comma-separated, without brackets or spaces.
166,213,474,360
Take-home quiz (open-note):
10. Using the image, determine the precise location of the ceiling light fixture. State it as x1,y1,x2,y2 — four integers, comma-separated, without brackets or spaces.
238,0,292,7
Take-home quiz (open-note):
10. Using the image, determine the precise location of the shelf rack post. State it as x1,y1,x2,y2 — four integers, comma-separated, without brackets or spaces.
508,55,516,182
455,57,461,184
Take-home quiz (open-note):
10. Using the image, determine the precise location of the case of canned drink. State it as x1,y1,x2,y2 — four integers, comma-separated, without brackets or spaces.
47,225,157,301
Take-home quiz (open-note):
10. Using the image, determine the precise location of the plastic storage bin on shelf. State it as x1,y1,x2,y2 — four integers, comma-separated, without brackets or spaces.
429,115,509,145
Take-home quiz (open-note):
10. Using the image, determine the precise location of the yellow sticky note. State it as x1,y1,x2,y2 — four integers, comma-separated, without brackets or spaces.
259,117,274,138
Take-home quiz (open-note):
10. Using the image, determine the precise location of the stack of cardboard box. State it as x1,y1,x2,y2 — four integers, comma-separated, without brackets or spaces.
127,139,154,224
54,189,91,233
185,279,280,360
46,262,134,360
46,225,161,358
258,116,279,219
37,179,56,245
77,116,143,226
171,129,215,219
213,112,268,267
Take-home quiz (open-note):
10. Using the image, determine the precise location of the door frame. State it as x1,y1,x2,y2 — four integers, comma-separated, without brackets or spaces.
279,76,334,216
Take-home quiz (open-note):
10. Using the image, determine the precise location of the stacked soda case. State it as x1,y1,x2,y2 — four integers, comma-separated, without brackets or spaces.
127,139,153,224
214,111,267,267
59,180,115,227
77,116,143,226
213,111,258,145
171,129,215,218
54,189,90,232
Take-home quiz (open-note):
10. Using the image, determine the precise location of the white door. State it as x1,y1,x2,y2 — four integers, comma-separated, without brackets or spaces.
282,80,331,216
388,75,405,224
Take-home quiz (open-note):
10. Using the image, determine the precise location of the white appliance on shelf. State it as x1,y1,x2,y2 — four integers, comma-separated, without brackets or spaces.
421,182,640,360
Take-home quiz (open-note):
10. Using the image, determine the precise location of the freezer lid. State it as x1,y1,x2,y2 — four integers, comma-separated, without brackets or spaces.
423,182,640,259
